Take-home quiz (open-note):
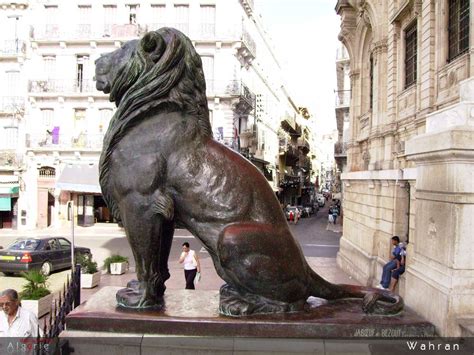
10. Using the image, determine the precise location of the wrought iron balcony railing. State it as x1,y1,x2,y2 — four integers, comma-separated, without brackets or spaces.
29,80,98,94
0,97,25,113
25,132,104,150
32,24,146,40
0,40,26,56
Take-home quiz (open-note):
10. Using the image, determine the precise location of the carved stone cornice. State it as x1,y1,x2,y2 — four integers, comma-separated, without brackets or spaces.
372,39,388,55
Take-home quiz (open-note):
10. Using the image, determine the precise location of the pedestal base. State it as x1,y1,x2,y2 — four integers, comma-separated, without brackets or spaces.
66,287,434,338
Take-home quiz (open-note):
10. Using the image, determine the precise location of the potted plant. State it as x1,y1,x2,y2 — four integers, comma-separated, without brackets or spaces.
76,253,101,289
103,254,129,275
19,270,53,318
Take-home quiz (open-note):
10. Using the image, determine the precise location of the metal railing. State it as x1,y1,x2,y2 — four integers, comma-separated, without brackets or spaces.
206,80,255,103
29,79,97,94
241,26,256,57
32,23,146,40
26,132,104,150
0,96,25,112
0,40,25,56
335,90,351,108
36,265,81,354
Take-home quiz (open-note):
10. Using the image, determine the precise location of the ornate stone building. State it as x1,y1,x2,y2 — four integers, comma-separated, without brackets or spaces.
336,0,473,336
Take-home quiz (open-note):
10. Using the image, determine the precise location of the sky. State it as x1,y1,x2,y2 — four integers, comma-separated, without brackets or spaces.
254,0,341,134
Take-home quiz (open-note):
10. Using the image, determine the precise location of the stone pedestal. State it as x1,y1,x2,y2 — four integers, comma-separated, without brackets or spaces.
60,287,436,353
405,77,474,336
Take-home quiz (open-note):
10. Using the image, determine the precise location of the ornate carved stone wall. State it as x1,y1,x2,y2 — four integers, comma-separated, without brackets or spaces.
336,0,473,336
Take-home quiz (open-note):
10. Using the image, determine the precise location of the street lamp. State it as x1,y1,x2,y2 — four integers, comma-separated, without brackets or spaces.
67,200,75,269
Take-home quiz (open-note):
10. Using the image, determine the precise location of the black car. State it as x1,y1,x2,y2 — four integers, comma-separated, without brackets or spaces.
0,237,91,276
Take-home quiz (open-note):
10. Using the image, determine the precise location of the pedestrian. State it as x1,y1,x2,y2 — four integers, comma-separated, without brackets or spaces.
389,243,407,292
0,289,40,337
332,206,338,224
178,242,201,290
377,236,403,290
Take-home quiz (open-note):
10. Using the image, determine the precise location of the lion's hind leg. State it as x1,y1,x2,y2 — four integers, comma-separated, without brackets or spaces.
217,222,308,316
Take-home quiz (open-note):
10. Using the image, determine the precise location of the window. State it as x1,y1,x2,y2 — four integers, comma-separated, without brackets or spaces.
200,5,215,37
150,4,166,30
103,5,118,35
200,56,214,91
369,54,374,109
174,5,189,35
41,109,54,127
0,126,18,149
404,21,417,88
99,108,113,132
44,5,59,37
126,4,139,25
5,71,20,96
43,56,56,78
448,0,470,61
76,55,90,92
57,238,71,249
77,5,92,36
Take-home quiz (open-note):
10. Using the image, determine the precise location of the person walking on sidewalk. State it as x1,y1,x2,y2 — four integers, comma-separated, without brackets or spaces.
178,242,201,289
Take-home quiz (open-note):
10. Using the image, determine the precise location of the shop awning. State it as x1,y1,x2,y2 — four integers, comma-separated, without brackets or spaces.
0,184,18,211
0,197,11,211
56,163,101,194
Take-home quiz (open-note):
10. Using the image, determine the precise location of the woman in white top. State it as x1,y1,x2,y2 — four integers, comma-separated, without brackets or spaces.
178,242,201,289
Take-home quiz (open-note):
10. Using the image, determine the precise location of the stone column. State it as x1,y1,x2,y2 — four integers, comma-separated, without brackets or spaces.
405,77,474,337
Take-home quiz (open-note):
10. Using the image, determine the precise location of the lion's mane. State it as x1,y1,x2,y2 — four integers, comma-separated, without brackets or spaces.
99,27,211,222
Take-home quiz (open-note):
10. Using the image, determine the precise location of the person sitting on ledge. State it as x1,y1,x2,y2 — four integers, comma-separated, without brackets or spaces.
389,243,407,292
377,236,402,290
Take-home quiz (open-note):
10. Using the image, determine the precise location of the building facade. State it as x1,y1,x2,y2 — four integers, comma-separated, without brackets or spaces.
336,0,473,336
0,0,309,230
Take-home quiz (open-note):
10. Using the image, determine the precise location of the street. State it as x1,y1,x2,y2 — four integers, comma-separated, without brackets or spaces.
0,204,345,297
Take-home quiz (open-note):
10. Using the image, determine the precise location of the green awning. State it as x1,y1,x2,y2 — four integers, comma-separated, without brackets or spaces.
0,197,11,211
0,186,19,194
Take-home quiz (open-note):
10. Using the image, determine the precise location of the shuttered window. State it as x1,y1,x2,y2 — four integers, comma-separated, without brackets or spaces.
405,21,417,88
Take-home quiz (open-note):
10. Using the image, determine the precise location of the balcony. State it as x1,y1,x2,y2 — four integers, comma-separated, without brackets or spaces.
25,132,104,150
207,80,255,114
31,24,145,41
0,97,25,114
334,141,347,158
29,80,99,95
239,0,254,16
297,137,310,154
237,26,256,63
335,90,351,109
0,40,26,57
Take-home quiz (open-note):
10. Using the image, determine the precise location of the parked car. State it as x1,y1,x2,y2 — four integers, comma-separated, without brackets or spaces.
0,237,91,276
284,206,301,220
316,194,326,207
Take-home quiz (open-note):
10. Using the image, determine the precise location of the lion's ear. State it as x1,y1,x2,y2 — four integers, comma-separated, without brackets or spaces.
141,31,165,63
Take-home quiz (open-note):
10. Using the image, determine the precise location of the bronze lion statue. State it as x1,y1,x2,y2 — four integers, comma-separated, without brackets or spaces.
95,27,403,316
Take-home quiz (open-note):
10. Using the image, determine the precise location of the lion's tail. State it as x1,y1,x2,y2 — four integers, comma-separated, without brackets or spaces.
308,268,404,315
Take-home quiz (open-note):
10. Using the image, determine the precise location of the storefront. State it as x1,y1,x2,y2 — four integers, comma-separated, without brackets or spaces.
56,163,111,227
0,184,19,229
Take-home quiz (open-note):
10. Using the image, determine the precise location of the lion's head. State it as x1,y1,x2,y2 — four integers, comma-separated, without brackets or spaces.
96,27,211,223
95,27,211,138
